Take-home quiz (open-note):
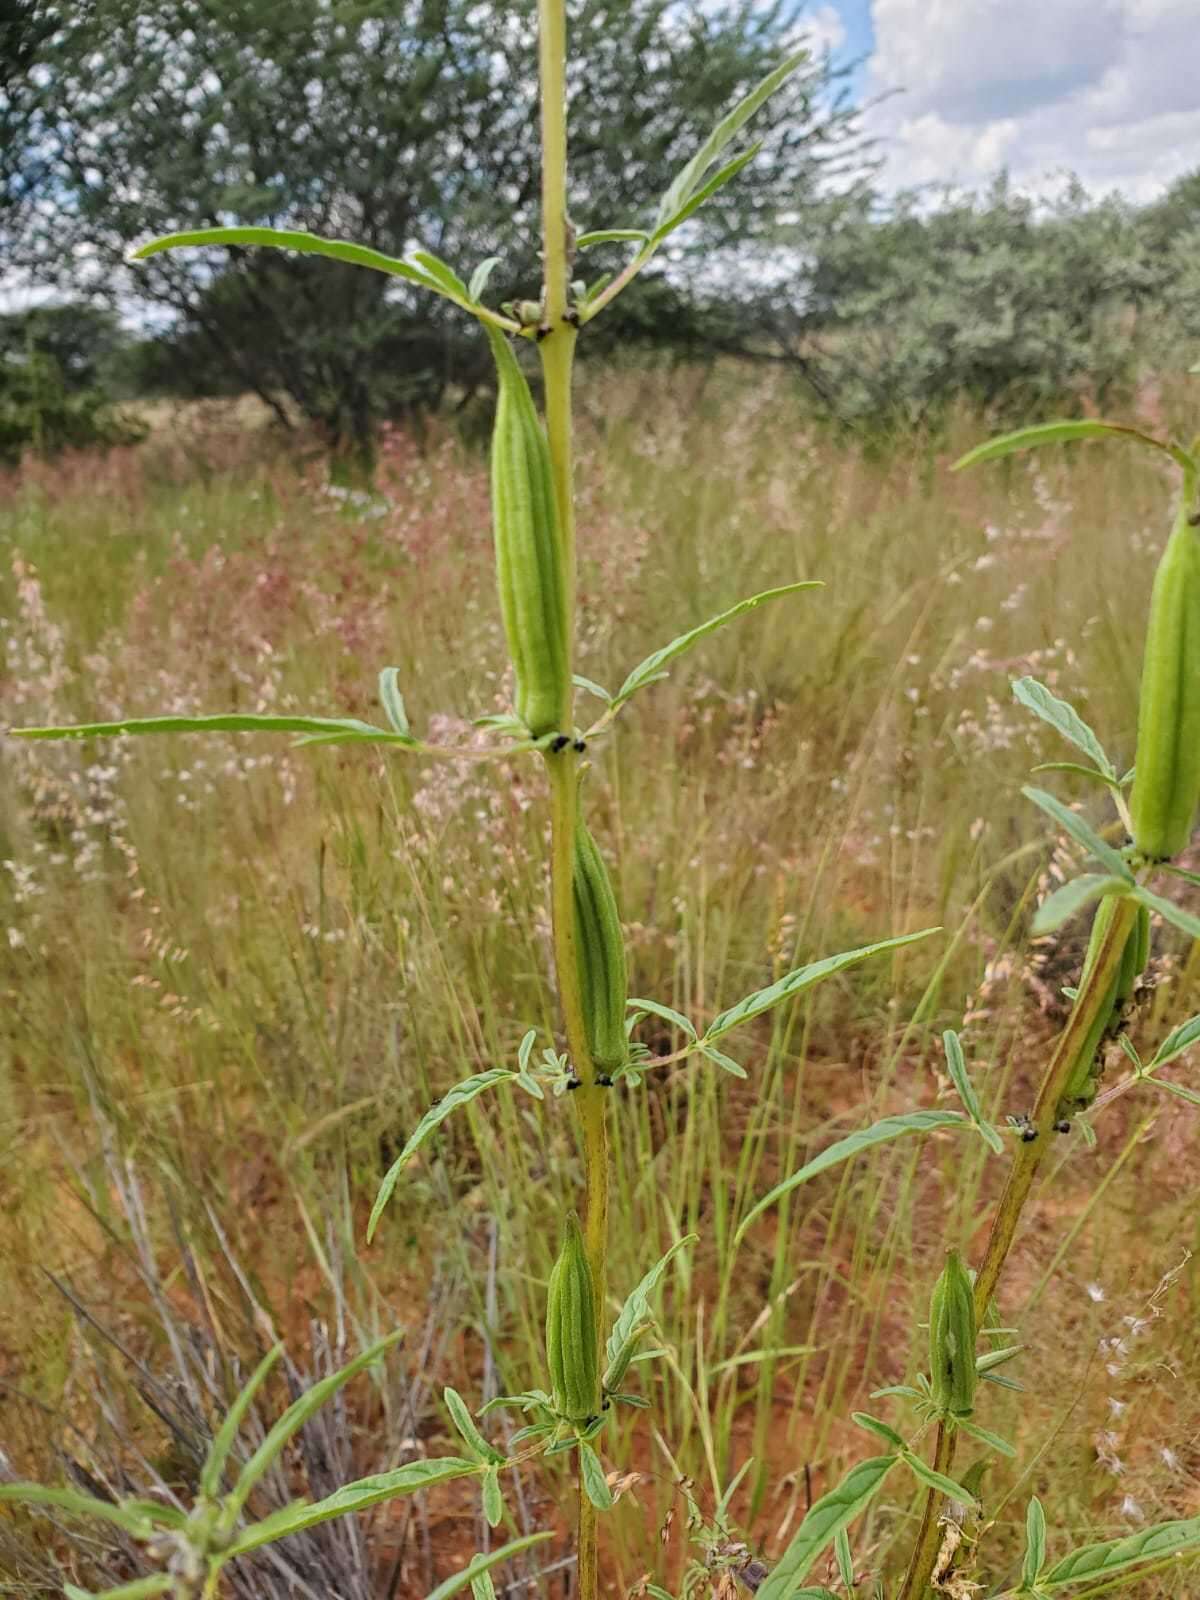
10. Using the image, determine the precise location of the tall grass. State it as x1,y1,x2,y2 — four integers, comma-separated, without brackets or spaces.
2,370,1199,1594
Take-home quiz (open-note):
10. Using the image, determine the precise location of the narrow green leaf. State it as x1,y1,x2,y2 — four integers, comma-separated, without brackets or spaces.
0,1483,162,1537
378,668,411,737
604,1235,698,1383
627,997,697,1039
481,1467,503,1529
900,1451,980,1506
953,420,1177,471
470,1571,497,1600
468,257,502,302
411,249,470,300
735,1110,967,1245
699,1044,748,1078
976,1344,1023,1373
368,1069,518,1240
1149,1014,1200,1069
1023,1496,1048,1589
655,51,808,230
422,1537,556,1600
834,1528,854,1589
708,928,939,1046
580,1443,613,1510
756,1455,897,1600
200,1342,284,1498
1133,885,1200,941
1030,761,1126,793
573,674,612,705
1032,875,1130,935
1042,1514,1200,1588
1021,787,1133,882
942,1030,1003,1153
649,145,760,245
576,229,650,247
64,1580,173,1600
10,712,417,747
954,1417,1015,1457
851,1412,905,1449
130,227,448,296
1012,677,1114,776
224,1456,478,1557
1163,864,1200,888
612,582,821,711
1146,1078,1200,1108
444,1387,504,1466
229,1329,404,1514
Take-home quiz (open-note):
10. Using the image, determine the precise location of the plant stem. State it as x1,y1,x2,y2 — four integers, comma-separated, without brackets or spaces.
538,5,607,1597
898,893,1140,1600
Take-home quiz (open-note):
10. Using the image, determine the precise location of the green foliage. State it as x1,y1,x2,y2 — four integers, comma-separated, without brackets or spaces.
0,307,144,466
795,176,1157,432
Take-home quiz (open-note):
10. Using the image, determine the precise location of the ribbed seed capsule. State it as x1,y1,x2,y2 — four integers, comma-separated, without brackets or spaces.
545,1213,599,1423
929,1250,977,1417
573,819,628,1075
1057,898,1149,1119
1130,484,1200,861
487,329,568,737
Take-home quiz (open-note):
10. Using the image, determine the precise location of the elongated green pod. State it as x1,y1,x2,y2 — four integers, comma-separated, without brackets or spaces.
487,329,569,737
929,1250,977,1417
573,819,628,1074
545,1213,599,1423
1057,897,1149,1119
1130,480,1200,861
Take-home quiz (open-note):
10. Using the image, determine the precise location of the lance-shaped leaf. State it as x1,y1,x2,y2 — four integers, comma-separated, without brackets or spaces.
368,1069,518,1240
576,229,650,248
132,227,445,293
580,1443,613,1510
223,1457,479,1558
1132,884,1200,941
1041,1513,1200,1589
1021,786,1133,882
756,1455,898,1600
1022,1496,1047,1590
378,668,412,738
607,582,821,714
735,1110,967,1245
422,1535,555,1600
0,1483,183,1537
604,1234,698,1388
899,1450,980,1505
1032,874,1130,935
654,50,808,232
444,1387,505,1466
227,1329,404,1516
1011,676,1114,778
942,1030,1004,1154
706,927,940,1048
1149,1014,1200,1071
468,257,502,302
481,1467,503,1529
11,712,418,748
953,420,1190,473
64,1580,174,1600
649,146,760,245
200,1342,284,1498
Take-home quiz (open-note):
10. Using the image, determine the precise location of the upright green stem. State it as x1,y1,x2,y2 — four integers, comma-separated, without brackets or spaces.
898,894,1140,1600
537,4,606,1597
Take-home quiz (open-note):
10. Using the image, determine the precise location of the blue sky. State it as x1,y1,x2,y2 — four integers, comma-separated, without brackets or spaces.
816,0,1196,201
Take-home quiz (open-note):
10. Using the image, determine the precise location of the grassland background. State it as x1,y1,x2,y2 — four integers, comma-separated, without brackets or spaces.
2,364,1199,1597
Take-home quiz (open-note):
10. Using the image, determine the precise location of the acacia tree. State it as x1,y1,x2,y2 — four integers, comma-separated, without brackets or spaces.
12,0,864,472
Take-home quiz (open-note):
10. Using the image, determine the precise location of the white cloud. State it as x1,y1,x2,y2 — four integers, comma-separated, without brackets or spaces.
805,4,848,57
863,0,1197,199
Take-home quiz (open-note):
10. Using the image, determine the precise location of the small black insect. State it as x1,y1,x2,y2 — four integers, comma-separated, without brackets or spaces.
1054,1118,1072,1135
549,734,571,753
563,309,581,328
573,738,587,753
596,1073,613,1088
1007,1112,1039,1142
535,320,554,341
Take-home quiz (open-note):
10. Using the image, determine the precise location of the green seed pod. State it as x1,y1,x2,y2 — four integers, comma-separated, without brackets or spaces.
1130,487,1200,862
545,1212,599,1423
487,329,568,737
929,1250,977,1418
1057,897,1149,1120
573,819,628,1075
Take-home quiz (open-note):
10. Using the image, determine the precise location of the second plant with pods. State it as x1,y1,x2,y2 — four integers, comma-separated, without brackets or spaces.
4,5,1200,1599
